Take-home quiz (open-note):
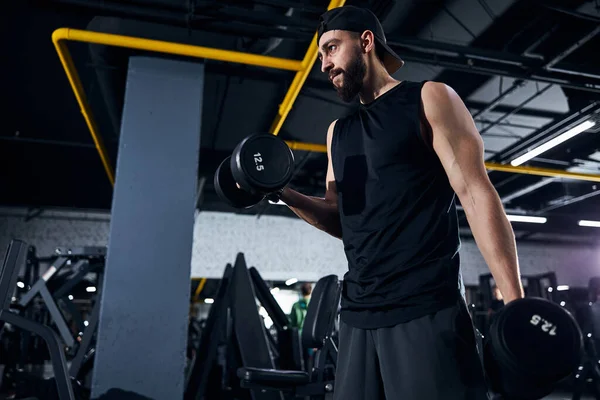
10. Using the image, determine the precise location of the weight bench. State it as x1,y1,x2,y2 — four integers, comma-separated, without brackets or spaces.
249,266,304,371
237,274,341,399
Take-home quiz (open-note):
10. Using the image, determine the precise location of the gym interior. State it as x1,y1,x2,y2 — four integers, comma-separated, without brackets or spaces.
1,0,600,399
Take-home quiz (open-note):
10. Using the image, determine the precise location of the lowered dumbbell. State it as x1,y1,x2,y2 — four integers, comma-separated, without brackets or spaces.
483,297,583,399
214,133,295,209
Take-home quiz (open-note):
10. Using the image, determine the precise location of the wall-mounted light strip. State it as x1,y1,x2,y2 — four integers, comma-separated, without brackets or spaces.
511,120,596,166
506,215,547,224
285,278,298,286
579,220,600,227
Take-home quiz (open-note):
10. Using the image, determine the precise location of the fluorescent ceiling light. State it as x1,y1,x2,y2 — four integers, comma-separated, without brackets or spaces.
86,286,97,293
285,278,298,286
579,220,600,228
506,215,547,224
511,120,596,166
204,298,214,304
556,285,569,291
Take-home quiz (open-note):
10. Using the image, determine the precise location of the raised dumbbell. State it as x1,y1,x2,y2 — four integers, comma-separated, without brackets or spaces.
214,133,295,209
483,297,583,399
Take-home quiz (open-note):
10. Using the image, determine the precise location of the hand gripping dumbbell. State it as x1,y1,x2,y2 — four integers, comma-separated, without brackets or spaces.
214,134,295,209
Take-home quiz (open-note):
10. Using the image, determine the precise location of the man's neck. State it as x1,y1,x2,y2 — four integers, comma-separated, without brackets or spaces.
359,68,401,104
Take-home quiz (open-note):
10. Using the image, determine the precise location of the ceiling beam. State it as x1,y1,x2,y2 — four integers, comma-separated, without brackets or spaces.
204,62,567,122
393,46,600,94
388,36,537,66
464,101,563,120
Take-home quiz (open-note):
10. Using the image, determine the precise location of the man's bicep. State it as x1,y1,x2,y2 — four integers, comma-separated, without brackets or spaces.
325,120,339,204
423,82,491,199
325,161,338,203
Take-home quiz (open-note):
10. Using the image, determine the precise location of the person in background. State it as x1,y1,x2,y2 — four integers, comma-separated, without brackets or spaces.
289,283,312,332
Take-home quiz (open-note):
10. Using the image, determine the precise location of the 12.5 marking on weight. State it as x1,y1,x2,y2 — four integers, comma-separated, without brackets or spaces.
530,314,557,336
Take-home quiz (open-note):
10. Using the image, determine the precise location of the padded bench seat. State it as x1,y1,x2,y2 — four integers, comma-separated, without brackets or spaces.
236,275,341,398
238,367,310,386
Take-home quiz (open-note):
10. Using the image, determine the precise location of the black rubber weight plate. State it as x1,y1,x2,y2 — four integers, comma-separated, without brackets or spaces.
499,298,581,379
237,135,293,191
215,156,264,209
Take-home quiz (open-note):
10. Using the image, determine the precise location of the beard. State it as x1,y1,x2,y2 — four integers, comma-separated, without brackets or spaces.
330,46,366,103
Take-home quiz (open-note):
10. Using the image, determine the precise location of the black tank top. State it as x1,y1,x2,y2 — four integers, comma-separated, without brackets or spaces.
331,80,462,329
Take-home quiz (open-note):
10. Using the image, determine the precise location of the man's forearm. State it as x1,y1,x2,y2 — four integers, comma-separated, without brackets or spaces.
280,188,343,239
461,187,525,303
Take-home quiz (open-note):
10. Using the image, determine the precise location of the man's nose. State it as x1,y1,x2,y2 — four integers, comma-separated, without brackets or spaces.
321,58,333,74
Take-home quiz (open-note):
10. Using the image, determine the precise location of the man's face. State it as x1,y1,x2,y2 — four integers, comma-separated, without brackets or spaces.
318,30,366,103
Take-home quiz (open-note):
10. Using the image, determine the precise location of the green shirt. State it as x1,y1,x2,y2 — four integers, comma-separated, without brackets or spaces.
289,298,309,331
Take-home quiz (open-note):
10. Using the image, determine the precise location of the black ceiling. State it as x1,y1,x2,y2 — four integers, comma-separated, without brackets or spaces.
2,0,600,243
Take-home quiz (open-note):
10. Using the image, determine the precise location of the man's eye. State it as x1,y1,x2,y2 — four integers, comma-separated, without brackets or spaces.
329,45,336,51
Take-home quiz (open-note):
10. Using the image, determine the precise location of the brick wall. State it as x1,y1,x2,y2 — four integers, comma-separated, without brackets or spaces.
1,207,598,287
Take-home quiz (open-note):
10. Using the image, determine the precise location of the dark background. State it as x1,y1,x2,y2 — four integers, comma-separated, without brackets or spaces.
2,0,600,243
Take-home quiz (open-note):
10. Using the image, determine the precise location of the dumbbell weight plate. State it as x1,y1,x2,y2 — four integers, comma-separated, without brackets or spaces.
483,338,552,400
214,156,264,209
496,297,582,378
231,134,294,194
486,297,583,399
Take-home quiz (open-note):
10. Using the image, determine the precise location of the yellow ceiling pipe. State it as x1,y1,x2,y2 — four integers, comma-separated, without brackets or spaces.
284,140,600,182
484,162,600,183
51,6,600,187
284,140,327,152
193,278,208,302
269,0,347,136
52,28,306,185
52,30,114,184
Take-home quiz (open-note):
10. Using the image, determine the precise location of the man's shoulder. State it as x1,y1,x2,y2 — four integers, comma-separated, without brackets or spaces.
421,81,457,106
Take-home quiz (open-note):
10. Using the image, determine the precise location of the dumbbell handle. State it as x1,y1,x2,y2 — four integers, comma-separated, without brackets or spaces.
266,188,285,203
235,181,284,203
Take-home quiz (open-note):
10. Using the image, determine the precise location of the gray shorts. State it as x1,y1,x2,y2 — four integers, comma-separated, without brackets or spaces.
333,298,490,400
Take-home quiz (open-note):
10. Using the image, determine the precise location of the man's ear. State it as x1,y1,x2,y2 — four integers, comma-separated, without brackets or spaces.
360,30,376,54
